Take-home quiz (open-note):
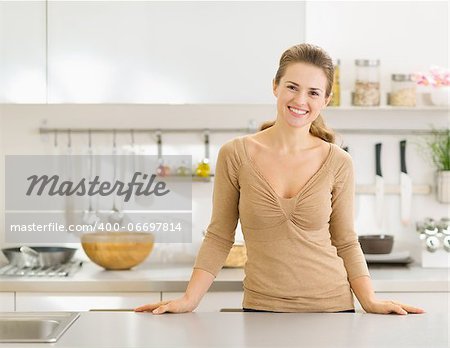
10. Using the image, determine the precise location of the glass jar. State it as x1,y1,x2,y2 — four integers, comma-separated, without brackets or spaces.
329,59,340,106
353,59,380,106
389,74,416,106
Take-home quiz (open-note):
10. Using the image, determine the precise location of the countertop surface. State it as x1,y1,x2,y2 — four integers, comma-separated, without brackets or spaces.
1,311,448,348
0,262,449,292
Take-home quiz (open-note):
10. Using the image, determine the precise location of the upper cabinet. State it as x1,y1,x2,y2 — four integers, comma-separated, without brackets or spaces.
0,1,46,103
1,2,305,103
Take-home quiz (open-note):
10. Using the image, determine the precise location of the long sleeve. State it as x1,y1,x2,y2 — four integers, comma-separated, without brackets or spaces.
329,153,370,281
193,140,241,276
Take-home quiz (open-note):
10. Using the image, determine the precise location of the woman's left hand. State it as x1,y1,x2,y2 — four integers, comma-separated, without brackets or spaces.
363,299,425,315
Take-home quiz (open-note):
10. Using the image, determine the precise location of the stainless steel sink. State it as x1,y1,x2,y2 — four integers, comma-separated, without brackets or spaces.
0,312,79,343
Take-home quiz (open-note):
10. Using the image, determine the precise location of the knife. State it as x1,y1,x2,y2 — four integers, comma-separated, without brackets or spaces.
375,143,384,232
400,140,413,226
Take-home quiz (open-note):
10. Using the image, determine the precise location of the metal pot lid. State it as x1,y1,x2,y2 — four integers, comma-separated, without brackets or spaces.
391,74,413,82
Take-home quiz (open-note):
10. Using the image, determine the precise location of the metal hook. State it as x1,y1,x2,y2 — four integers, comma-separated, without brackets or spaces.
203,130,210,160
130,129,135,146
203,130,210,144
155,130,162,142
156,130,162,159
67,129,72,148
88,129,92,149
247,119,257,133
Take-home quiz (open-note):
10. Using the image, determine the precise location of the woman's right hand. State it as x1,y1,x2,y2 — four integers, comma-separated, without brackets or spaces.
134,295,197,314
135,268,214,314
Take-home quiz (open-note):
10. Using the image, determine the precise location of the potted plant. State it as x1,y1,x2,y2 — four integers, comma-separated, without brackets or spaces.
423,128,450,203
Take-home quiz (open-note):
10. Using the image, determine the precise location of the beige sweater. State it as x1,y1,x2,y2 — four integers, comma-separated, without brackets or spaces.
194,136,370,312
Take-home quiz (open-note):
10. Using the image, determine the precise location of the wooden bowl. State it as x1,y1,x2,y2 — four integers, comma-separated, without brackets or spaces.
81,232,154,270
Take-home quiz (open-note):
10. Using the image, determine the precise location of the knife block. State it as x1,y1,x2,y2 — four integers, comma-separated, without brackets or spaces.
421,250,450,268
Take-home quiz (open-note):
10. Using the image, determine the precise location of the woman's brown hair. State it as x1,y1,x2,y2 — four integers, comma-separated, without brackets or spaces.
261,43,335,143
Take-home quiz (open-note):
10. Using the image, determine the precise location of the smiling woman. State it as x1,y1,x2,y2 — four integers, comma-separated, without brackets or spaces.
259,44,335,143
135,43,425,316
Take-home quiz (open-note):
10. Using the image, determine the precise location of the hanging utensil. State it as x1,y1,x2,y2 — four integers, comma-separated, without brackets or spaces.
83,130,99,226
134,131,154,207
64,130,75,227
400,140,412,226
195,130,211,178
156,131,170,177
109,130,124,225
129,129,138,177
375,143,384,234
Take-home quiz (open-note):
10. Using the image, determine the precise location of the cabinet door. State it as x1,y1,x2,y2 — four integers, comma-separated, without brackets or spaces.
0,293,15,311
0,2,46,102
162,292,243,312
47,2,305,103
15,292,160,312
354,292,449,313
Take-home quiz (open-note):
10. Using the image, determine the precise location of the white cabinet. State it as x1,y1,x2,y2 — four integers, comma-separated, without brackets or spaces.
11,291,448,313
15,292,160,312
162,292,243,312
0,293,15,311
1,2,305,103
164,291,448,313
354,292,449,313
47,2,304,103
0,1,46,102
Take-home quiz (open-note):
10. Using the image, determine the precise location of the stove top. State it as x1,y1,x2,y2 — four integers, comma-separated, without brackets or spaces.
0,260,83,277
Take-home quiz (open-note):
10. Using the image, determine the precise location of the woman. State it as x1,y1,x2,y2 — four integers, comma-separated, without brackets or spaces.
136,43,425,315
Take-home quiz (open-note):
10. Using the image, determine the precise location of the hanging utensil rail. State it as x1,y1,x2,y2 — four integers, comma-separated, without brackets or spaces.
39,127,446,135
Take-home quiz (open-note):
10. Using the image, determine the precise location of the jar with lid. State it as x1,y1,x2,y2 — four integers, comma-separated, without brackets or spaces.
353,59,380,106
389,74,416,106
329,59,340,106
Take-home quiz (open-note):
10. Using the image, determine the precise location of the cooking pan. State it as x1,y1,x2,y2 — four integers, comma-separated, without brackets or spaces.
2,246,77,268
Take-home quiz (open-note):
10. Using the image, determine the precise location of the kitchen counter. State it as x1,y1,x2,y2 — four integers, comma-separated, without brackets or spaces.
1,311,448,348
0,262,449,293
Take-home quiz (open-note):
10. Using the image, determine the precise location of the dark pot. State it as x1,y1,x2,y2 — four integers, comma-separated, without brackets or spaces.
358,235,394,254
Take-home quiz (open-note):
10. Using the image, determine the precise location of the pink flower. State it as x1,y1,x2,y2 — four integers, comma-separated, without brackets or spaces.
413,66,450,87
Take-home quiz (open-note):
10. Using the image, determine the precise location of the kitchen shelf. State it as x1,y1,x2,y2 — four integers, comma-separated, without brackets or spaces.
325,106,449,111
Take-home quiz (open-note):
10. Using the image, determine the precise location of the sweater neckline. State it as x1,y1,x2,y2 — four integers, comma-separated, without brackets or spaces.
241,137,334,203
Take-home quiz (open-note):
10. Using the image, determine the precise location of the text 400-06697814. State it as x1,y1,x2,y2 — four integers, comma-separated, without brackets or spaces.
9,221,184,234
95,222,183,232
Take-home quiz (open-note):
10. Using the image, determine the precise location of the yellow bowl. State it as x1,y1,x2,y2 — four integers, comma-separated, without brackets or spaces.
81,232,154,270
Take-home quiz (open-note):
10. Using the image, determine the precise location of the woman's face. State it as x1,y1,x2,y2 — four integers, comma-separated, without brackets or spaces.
273,62,331,130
